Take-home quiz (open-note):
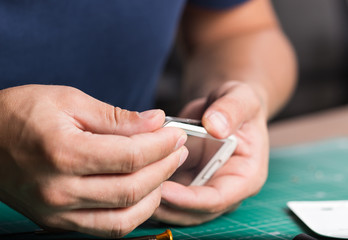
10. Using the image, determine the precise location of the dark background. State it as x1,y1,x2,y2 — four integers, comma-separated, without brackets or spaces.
156,0,348,121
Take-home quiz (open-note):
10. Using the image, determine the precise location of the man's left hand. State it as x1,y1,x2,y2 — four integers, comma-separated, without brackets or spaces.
152,81,269,225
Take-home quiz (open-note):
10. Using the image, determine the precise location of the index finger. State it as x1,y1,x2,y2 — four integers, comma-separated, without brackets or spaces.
160,178,245,213
160,157,263,213
50,127,187,175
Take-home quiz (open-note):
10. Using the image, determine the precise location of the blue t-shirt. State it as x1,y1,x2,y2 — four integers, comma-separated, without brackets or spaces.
0,0,247,111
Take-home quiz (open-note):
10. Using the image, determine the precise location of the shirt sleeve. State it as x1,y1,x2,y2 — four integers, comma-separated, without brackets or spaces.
188,0,250,10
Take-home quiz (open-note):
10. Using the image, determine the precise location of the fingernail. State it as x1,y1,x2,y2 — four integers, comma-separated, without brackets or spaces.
175,134,187,150
178,147,188,167
206,111,229,136
138,109,161,119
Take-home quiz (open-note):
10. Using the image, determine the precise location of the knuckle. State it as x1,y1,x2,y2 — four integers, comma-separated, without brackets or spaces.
41,133,67,172
37,187,72,208
163,151,180,179
228,96,245,114
42,132,78,175
110,226,122,239
205,204,224,214
46,146,65,172
54,86,84,106
164,131,178,154
123,182,142,207
213,205,226,214
158,128,180,155
40,192,63,208
103,105,119,133
113,107,130,124
41,213,68,230
123,144,144,172
59,86,82,99
44,213,80,235
204,196,229,214
110,220,135,238
178,217,206,226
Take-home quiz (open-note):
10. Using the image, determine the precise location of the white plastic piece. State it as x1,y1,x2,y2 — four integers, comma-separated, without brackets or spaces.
288,200,348,239
164,118,237,186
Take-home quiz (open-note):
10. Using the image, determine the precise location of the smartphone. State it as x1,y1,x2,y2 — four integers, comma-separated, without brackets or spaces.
163,116,237,186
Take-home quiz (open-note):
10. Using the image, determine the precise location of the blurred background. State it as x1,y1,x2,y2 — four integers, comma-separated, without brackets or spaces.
156,0,348,122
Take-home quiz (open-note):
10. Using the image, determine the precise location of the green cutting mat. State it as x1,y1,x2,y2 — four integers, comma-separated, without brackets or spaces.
1,137,348,239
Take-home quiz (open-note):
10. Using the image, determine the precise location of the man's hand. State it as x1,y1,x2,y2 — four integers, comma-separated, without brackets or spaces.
152,81,269,225
152,0,296,225
0,85,188,238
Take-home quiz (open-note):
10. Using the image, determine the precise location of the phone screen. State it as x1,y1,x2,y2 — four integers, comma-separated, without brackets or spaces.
169,134,224,186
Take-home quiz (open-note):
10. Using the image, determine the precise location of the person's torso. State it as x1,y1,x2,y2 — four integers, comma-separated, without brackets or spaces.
0,0,186,110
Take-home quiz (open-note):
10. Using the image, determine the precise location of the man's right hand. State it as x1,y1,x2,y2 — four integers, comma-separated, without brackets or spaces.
0,85,188,238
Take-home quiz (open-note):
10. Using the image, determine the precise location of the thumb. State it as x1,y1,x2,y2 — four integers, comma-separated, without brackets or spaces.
66,90,165,136
202,90,258,139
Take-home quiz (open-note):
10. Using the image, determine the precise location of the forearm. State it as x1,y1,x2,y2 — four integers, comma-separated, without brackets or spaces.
155,1,294,225
182,26,297,119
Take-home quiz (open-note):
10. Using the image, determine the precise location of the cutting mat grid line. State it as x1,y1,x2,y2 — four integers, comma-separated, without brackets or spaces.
1,137,348,239
222,218,289,240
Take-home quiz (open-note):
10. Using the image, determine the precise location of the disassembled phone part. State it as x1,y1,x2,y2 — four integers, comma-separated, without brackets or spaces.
163,116,237,186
